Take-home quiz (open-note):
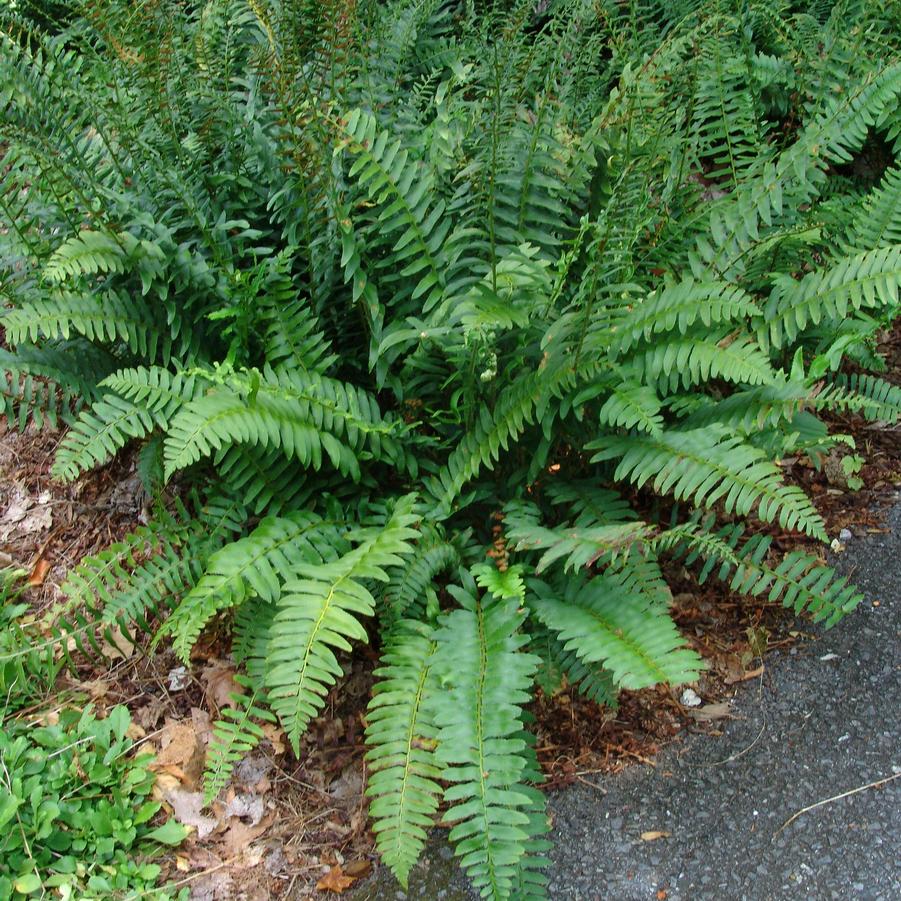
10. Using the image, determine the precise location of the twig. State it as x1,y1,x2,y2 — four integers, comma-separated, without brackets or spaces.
574,775,607,793
774,772,901,836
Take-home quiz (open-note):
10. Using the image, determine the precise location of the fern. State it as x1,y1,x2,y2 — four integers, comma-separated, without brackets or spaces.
265,495,420,752
590,427,827,540
528,573,703,691
657,520,863,627
3,3,896,895
161,367,401,481
762,247,901,349
156,511,346,662
204,680,276,803
365,619,442,888
431,576,544,900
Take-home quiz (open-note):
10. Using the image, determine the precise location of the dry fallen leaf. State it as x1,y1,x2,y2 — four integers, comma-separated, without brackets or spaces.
343,860,371,878
640,830,671,841
154,721,200,765
316,865,357,894
687,702,734,722
152,772,181,800
724,664,765,685
219,811,275,859
152,720,204,788
100,625,137,660
163,788,219,840
657,890,668,900
202,663,244,710
262,722,286,755
27,557,51,586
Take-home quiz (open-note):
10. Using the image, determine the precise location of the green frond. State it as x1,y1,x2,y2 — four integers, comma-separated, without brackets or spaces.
814,373,901,423
380,527,461,625
535,625,619,707
256,258,336,374
52,367,206,482
2,290,176,362
472,562,526,602
156,511,345,662
431,580,544,900
341,108,450,314
680,381,810,432
544,483,638,526
504,500,649,575
161,367,402,481
213,446,319,516
590,427,827,540
657,520,863,627
762,247,901,349
528,573,703,691
844,165,901,250
0,365,80,431
613,281,760,353
365,619,442,888
42,230,136,283
265,495,420,753
627,334,776,392
204,680,276,803
598,381,663,434
50,508,210,661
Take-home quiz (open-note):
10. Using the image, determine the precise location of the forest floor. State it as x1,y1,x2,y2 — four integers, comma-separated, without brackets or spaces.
1,335,900,900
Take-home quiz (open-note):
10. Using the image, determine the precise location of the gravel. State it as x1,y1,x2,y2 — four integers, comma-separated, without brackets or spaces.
354,500,901,900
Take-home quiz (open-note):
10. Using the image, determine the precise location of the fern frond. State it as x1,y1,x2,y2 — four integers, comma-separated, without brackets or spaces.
214,446,318,516
629,333,776,392
657,520,863,626
204,679,275,803
680,380,810,432
2,290,175,361
365,619,442,888
528,573,702,690
156,511,345,662
42,230,135,282
380,527,461,625
762,247,901,349
614,281,760,353
844,165,901,250
340,108,450,314
431,580,543,900
590,427,827,539
50,507,210,660
504,500,649,574
265,495,420,752
814,373,901,423
52,367,206,482
598,381,663,434
427,358,578,516
162,367,401,481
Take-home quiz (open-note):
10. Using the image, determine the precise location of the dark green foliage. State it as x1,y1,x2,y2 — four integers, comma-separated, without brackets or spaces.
2,0,900,897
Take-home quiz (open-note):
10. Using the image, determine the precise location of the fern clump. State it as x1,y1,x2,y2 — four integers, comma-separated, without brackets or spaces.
2,0,900,896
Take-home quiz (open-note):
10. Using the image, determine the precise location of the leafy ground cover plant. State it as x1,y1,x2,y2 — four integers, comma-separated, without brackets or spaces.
2,0,901,897
0,569,187,899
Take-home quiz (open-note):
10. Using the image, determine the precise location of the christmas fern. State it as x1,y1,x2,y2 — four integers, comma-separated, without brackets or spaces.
2,0,899,896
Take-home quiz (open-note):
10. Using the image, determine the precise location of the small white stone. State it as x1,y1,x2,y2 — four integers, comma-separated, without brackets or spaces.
680,688,702,707
167,665,189,691
839,528,853,541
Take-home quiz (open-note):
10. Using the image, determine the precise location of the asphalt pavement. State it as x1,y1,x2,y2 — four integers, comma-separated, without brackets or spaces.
355,498,901,900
